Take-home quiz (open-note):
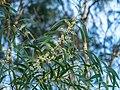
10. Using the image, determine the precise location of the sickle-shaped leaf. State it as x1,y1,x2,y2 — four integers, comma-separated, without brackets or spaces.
50,19,67,31
90,74,101,80
45,19,68,36
3,4,17,13
59,66,74,77
25,44,41,52
53,60,65,71
80,21,88,39
93,53,103,74
101,82,108,90
76,24,86,42
0,75,6,83
19,19,37,25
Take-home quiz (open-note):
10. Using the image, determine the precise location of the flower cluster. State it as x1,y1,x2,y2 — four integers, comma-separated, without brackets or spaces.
31,18,77,71
58,19,76,44
31,51,56,71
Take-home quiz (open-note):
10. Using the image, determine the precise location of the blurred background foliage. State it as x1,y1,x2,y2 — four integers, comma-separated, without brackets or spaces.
0,0,120,90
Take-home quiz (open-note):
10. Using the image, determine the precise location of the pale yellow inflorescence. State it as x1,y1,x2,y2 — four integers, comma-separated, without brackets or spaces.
31,18,77,71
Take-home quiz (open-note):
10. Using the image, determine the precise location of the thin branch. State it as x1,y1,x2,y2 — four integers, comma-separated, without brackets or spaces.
106,44,120,83
103,16,120,54
83,0,99,21
82,0,90,81
14,0,24,26
82,0,88,22
109,45,120,67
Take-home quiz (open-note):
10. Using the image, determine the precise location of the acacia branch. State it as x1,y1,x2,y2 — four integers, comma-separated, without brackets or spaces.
82,0,91,81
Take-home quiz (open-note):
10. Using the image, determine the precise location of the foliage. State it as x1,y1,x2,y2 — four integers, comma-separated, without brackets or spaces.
0,0,120,90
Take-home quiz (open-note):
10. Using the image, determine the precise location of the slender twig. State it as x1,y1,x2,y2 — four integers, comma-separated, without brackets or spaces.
103,16,120,54
82,0,100,76
106,44,120,83
82,0,100,80
82,0,90,79
109,45,120,67
83,0,99,21
82,0,87,22
86,0,99,20
14,0,24,26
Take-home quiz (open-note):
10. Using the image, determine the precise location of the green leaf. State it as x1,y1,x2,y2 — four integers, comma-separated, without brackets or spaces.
53,60,65,71
56,66,60,80
19,24,26,31
93,53,103,74
60,66,74,77
100,53,118,57
19,19,38,26
32,84,39,90
79,77,89,85
101,82,108,90
106,67,119,88
107,67,120,80
33,74,42,81
86,51,98,67
18,68,24,73
44,30,58,36
50,19,67,31
41,83,48,90
18,63,28,69
25,44,41,51
86,51,103,75
45,19,68,36
77,85,87,90
40,38,52,46
4,4,17,13
48,64,55,80
90,74,101,80
80,21,88,39
77,53,86,65
0,75,6,83
76,24,86,42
